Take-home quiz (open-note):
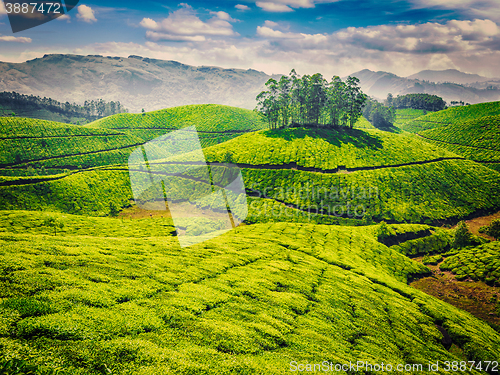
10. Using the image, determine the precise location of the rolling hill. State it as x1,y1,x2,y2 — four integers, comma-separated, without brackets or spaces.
418,115,500,172
0,212,499,374
407,69,496,85
2,100,500,374
398,101,500,133
2,124,500,224
0,105,267,176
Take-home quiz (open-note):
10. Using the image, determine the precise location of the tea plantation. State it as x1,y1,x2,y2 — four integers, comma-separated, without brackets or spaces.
2,102,500,374
401,101,500,133
418,115,500,172
440,241,500,285
0,105,268,177
0,212,499,374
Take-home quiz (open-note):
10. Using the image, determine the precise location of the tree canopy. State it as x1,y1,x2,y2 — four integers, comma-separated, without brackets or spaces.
389,93,446,112
256,70,367,129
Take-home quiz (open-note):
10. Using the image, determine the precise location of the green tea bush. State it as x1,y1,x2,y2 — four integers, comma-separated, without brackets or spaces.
391,228,453,256
0,297,55,318
0,358,64,375
440,241,500,284
0,219,499,373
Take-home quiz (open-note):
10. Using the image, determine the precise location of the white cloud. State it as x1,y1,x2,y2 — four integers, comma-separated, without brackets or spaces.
210,11,237,22
0,35,32,43
410,0,500,21
256,2,294,12
0,1,7,15
235,4,251,11
56,14,71,22
77,5,97,23
255,0,339,12
139,4,238,42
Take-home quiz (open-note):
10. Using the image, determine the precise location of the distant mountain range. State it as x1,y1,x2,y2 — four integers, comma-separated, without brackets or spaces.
350,69,500,104
0,54,276,113
407,69,495,85
0,54,499,112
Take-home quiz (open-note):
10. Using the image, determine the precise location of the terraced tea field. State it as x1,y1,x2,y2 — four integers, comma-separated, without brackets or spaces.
401,101,500,133
418,115,500,172
1,212,499,374
0,105,267,177
2,103,500,374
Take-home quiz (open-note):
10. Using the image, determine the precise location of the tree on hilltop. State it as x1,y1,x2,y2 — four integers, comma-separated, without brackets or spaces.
256,70,366,129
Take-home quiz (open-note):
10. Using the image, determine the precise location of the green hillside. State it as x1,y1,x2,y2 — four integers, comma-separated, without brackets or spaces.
440,241,500,285
393,108,425,130
90,104,268,141
0,212,499,374
400,101,500,133
0,105,267,177
418,115,500,172
201,128,459,170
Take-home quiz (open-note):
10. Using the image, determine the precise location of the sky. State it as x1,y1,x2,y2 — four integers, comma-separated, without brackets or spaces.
0,0,499,78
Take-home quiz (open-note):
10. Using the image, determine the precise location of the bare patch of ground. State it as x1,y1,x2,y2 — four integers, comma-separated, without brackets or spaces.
411,257,500,329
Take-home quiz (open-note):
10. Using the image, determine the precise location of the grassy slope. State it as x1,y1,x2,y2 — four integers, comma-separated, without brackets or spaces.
0,105,268,176
1,126,499,222
401,101,500,133
393,108,425,131
89,103,268,138
201,128,459,170
1,158,500,223
418,115,500,172
0,211,499,374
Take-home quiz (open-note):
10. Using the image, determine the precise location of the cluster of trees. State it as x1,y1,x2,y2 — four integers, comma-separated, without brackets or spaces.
450,100,471,106
0,91,128,121
387,93,446,112
362,98,396,128
256,70,367,129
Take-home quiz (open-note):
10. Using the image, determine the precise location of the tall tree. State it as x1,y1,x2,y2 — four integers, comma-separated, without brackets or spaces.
345,76,367,128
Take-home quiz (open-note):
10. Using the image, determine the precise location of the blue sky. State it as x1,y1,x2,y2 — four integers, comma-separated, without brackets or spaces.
0,0,499,77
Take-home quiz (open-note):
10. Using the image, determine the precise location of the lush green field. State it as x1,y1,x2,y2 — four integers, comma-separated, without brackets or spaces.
1,211,499,374
241,159,500,223
440,241,500,285
90,103,267,137
352,116,376,130
201,127,458,170
0,105,268,176
401,101,500,133
390,228,453,256
418,115,500,172
393,108,425,130
2,157,499,224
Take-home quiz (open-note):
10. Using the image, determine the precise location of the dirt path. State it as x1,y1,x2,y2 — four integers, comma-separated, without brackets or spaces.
411,257,500,329
464,211,500,241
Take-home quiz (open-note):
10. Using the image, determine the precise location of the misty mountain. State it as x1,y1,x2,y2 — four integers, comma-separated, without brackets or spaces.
0,54,275,113
350,69,500,104
407,69,496,85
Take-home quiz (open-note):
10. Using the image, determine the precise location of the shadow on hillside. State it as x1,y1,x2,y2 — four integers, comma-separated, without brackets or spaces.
262,127,384,150
376,125,401,134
